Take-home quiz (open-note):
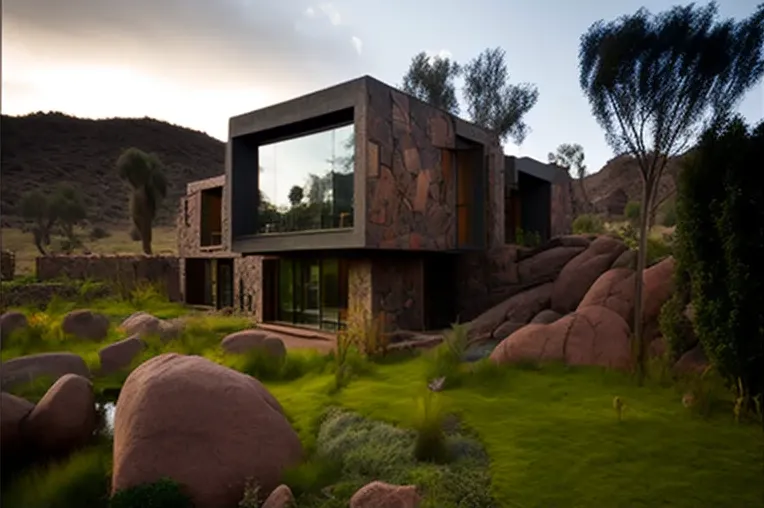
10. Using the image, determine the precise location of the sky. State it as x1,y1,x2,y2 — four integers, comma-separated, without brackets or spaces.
3,0,763,179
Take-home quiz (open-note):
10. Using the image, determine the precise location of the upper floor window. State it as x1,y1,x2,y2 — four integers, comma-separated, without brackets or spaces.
257,122,355,234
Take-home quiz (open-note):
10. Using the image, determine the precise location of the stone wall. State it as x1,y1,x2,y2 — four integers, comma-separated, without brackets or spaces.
1,250,15,281
234,256,263,319
0,282,112,310
348,259,373,322
371,256,424,331
364,80,503,250
177,175,230,258
35,255,181,301
551,176,574,237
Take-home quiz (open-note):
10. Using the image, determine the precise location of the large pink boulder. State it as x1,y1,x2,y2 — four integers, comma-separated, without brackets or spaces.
468,283,554,342
23,374,97,454
1,392,34,453
61,309,110,341
490,305,632,370
551,236,627,313
112,353,302,508
1,352,90,390
98,336,145,374
221,330,286,358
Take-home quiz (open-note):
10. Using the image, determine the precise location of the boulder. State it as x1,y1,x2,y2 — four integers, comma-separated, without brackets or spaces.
98,336,145,375
350,481,422,508
0,311,28,345
611,249,637,270
468,283,553,341
674,345,709,375
221,330,286,358
23,374,97,454
517,246,585,286
577,268,635,322
112,353,303,508
516,235,591,261
551,236,628,314
490,305,632,370
492,321,524,341
1,352,90,390
261,484,295,508
1,392,34,453
61,309,110,341
531,309,562,324
641,257,676,328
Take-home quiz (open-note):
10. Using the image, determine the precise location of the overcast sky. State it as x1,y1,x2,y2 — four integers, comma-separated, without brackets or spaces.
3,0,763,174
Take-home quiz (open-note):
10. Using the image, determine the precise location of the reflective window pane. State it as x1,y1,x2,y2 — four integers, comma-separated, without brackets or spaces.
258,123,355,234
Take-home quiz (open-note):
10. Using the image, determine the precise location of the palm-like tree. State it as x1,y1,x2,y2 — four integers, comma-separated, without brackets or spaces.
116,148,167,255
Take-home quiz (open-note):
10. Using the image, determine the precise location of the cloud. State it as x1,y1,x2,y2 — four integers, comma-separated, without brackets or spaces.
351,36,363,55
318,3,342,26
2,0,365,103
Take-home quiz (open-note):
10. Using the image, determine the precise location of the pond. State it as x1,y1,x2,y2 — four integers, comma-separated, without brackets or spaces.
96,402,116,435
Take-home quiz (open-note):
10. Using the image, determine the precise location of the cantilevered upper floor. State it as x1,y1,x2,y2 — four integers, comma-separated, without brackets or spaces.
226,76,507,254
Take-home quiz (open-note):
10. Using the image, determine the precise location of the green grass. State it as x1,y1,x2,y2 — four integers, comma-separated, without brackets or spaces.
3,295,761,508
267,357,763,508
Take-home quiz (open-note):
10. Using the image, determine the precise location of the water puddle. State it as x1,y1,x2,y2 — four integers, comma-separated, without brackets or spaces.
96,402,116,435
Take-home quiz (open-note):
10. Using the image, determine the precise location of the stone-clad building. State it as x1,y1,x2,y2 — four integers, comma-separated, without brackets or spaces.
177,76,572,332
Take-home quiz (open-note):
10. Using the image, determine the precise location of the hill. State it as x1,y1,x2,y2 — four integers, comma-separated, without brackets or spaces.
0,113,225,228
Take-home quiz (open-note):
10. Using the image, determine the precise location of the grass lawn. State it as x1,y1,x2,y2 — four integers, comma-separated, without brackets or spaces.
2,296,761,508
268,358,762,508
1,226,177,275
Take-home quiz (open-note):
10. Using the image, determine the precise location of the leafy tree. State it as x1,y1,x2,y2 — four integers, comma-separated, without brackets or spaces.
674,116,763,408
116,148,168,255
50,183,87,250
624,201,641,223
288,185,304,207
548,143,590,213
19,184,87,255
402,51,462,115
463,47,539,144
578,2,764,380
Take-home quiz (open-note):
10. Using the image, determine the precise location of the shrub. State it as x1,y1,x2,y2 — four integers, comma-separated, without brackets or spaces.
90,226,111,240
624,200,641,222
660,200,677,227
2,445,111,508
413,392,449,463
110,478,194,508
674,117,764,408
658,293,694,360
515,227,542,247
572,213,605,234
238,478,260,508
424,323,469,388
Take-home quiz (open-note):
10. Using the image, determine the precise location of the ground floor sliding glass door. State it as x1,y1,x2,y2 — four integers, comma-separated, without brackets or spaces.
275,258,348,331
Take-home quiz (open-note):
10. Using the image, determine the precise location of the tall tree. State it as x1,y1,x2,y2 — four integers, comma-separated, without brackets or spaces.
116,148,168,255
19,183,87,255
579,2,764,380
402,52,462,115
49,183,87,251
463,47,539,144
548,143,590,213
20,189,54,255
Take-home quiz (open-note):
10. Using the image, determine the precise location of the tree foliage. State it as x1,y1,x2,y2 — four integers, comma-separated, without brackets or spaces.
579,2,764,380
463,48,539,144
116,148,168,255
402,52,462,115
19,183,87,255
674,116,764,405
401,47,539,144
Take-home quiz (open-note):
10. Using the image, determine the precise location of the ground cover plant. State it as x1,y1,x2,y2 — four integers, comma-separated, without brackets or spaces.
2,289,762,508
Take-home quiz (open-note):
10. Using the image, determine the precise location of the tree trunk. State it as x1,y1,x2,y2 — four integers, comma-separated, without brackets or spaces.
32,229,47,256
633,177,654,385
139,217,153,255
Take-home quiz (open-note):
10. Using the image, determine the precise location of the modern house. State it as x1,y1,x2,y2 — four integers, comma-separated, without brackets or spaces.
178,76,572,333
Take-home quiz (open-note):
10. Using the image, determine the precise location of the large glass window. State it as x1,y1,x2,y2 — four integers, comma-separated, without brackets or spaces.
274,258,348,331
258,123,355,234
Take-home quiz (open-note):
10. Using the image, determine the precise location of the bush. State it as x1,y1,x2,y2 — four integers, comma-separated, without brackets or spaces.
110,478,194,508
658,293,695,360
660,200,677,227
674,117,764,407
90,226,111,240
572,213,605,234
2,445,111,508
624,200,641,222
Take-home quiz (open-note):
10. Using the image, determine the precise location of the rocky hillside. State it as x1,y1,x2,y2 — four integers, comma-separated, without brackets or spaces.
0,113,225,227
577,154,684,216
